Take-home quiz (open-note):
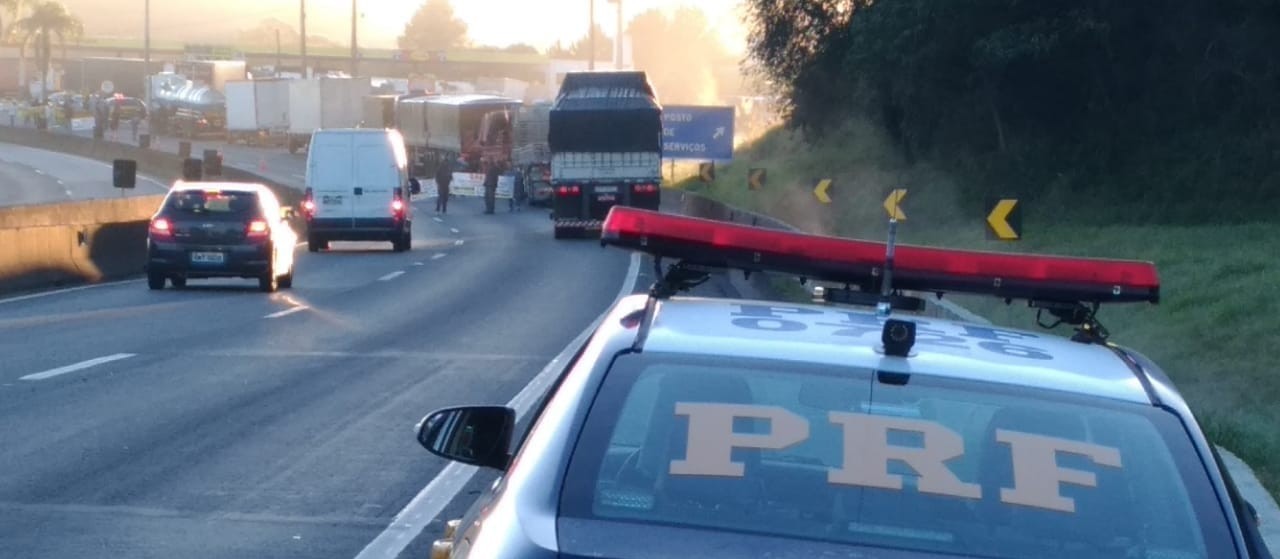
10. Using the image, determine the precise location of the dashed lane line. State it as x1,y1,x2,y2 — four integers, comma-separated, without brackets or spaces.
20,353,137,381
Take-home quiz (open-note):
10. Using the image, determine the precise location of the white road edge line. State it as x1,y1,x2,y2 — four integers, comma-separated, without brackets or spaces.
21,353,137,381
0,278,145,306
432,217,444,223
454,240,464,246
449,228,459,234
378,271,406,282
353,252,641,559
431,253,446,261
264,306,309,319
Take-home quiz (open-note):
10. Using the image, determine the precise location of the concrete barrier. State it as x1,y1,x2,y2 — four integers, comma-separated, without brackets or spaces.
0,196,162,294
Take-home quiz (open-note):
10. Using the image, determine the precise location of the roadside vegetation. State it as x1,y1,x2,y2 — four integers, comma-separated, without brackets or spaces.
679,0,1280,499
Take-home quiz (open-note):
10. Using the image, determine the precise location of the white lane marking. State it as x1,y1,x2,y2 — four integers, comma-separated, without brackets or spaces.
33,169,44,174
449,228,459,234
378,271,405,282
411,262,425,266
64,190,73,197
0,279,145,306
453,240,464,246
264,305,309,319
21,353,137,381
352,252,641,559
432,217,444,223
431,253,446,261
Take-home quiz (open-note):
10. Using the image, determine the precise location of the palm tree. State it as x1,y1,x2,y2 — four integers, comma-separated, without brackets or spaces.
14,0,82,103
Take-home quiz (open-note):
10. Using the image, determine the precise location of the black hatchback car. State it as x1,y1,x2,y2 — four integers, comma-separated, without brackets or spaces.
146,182,298,292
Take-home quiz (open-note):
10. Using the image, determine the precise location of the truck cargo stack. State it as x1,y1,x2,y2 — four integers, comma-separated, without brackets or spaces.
513,102,552,205
548,71,663,239
361,94,398,129
224,78,291,146
286,77,370,154
395,95,433,176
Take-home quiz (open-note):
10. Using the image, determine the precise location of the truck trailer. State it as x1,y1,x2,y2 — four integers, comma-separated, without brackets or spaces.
548,71,663,239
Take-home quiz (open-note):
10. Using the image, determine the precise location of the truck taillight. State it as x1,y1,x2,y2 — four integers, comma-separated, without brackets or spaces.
556,185,581,196
633,183,659,194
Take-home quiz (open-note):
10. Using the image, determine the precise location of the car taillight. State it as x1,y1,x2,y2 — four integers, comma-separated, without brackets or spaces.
302,188,316,219
247,219,269,237
150,217,172,237
556,185,581,196
633,183,659,194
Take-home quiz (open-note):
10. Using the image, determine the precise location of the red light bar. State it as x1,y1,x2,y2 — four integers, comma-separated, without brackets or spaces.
601,207,1159,304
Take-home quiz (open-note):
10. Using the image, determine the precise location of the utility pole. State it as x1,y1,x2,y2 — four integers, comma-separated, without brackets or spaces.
588,0,595,70
275,28,282,74
350,0,358,77
614,0,622,68
144,0,151,78
300,0,308,78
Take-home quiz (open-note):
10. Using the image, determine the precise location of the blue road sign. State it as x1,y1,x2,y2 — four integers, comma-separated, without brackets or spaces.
662,105,735,161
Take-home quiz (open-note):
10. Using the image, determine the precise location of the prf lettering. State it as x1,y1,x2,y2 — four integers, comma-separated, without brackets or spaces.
670,403,1122,513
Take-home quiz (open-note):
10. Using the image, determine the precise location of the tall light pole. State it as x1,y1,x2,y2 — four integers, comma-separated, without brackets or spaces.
350,0,358,76
587,0,594,70
299,0,308,78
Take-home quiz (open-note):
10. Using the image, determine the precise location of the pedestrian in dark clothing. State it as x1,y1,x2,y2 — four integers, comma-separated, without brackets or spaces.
510,167,526,212
434,162,452,214
483,160,499,214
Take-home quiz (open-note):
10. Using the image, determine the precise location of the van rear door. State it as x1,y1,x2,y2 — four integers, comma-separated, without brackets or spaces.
352,133,401,228
307,133,355,229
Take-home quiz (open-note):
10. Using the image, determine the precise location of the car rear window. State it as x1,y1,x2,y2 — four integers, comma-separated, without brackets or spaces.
165,190,259,217
560,353,1237,558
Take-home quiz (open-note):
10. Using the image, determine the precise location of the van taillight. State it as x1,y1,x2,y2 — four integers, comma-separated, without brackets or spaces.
303,188,316,219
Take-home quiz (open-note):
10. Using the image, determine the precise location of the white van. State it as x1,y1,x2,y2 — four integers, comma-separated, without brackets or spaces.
302,128,421,252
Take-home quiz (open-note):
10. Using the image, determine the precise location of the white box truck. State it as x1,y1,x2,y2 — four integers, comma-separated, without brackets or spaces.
224,78,291,146
287,77,369,154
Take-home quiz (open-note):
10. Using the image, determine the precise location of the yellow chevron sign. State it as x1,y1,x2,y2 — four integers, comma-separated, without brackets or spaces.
986,198,1021,240
883,189,907,220
699,162,716,182
814,179,833,204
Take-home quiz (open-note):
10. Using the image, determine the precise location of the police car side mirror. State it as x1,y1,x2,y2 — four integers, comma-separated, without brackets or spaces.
409,177,422,195
416,405,514,471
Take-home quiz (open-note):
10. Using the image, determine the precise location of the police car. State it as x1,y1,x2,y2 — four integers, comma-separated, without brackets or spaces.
415,207,1274,559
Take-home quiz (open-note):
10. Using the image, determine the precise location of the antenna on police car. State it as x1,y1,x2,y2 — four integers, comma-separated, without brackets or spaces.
877,204,901,318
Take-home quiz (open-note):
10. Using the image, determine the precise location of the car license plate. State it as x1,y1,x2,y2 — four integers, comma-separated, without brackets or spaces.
191,251,225,264
322,195,343,205
594,186,618,194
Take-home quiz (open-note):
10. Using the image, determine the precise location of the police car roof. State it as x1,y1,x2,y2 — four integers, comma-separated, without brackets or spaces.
634,294,1152,405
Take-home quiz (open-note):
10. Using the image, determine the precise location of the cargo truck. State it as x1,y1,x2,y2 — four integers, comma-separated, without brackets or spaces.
224,78,291,146
395,95,433,177
421,94,521,174
286,77,369,154
513,101,553,206
548,71,663,239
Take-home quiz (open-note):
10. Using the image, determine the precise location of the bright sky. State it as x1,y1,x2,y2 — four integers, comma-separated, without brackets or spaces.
329,0,749,53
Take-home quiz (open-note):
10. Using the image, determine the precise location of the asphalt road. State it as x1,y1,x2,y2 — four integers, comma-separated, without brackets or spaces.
0,190,638,558
0,142,169,207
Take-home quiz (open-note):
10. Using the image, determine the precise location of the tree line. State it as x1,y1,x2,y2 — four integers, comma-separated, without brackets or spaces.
744,0,1280,221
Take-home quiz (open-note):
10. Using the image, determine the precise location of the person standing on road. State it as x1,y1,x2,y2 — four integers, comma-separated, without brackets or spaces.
434,160,453,214
483,159,499,214
509,166,526,212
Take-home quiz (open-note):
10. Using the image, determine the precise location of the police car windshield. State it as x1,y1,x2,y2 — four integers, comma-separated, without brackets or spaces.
560,352,1236,558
